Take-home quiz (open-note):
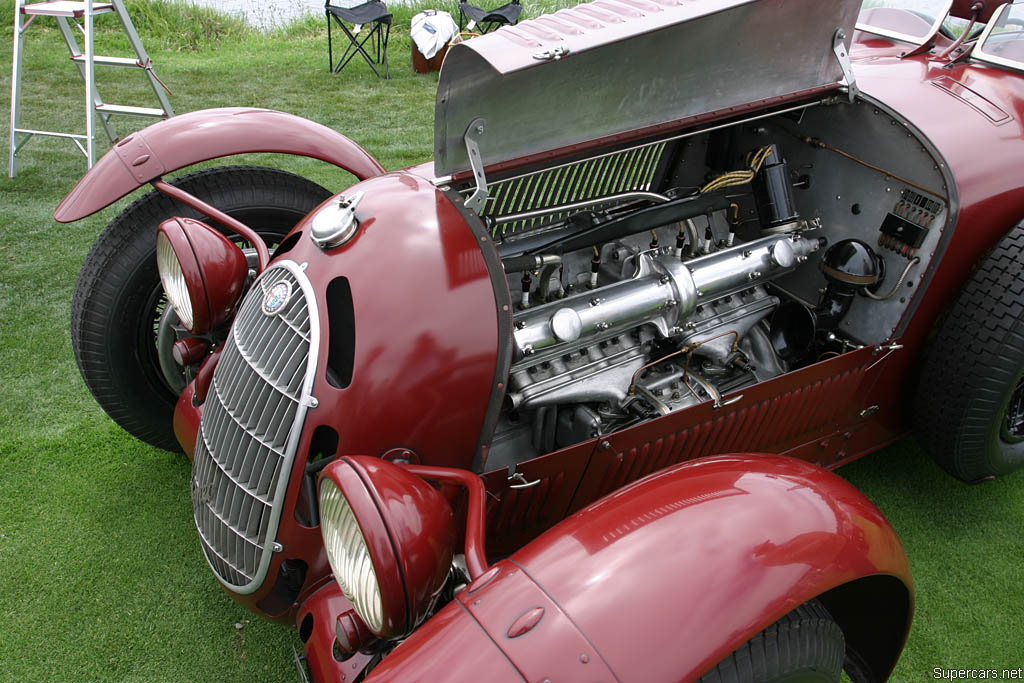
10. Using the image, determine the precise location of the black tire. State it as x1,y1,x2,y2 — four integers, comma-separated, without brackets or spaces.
71,165,332,451
698,600,845,683
914,223,1024,482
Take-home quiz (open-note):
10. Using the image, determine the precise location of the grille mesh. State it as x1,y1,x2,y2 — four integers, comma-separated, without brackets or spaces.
191,263,316,591
477,141,667,237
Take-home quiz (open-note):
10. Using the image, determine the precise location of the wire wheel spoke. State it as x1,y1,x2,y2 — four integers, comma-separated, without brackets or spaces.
1003,376,1024,443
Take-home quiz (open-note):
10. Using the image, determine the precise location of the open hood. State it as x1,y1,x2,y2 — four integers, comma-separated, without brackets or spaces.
434,0,859,177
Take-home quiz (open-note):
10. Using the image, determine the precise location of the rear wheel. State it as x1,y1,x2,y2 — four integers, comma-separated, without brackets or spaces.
914,222,1024,482
71,165,332,451
697,600,845,683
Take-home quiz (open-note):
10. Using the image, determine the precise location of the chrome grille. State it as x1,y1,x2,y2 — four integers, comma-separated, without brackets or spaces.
191,261,320,593
476,141,667,237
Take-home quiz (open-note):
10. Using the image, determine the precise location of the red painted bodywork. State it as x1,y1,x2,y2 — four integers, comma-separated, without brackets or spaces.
366,455,912,683
95,8,1024,680
173,384,199,456
355,586,524,682
296,582,377,683
175,171,502,621
53,108,385,223
191,346,221,406
279,172,500,471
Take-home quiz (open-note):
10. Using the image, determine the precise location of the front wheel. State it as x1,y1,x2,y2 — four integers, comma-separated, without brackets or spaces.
914,222,1024,482
71,165,332,451
698,600,845,682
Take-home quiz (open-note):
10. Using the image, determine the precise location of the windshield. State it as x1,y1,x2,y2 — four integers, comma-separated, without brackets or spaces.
973,2,1024,73
857,0,954,45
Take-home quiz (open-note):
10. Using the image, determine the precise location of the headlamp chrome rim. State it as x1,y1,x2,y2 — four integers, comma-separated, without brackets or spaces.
317,457,457,641
318,477,386,633
156,230,197,331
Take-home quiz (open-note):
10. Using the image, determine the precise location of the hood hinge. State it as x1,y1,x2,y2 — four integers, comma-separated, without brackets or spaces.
463,117,489,213
833,28,859,103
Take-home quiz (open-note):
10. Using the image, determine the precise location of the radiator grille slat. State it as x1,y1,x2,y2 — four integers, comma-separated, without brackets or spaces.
191,262,319,593
474,141,668,237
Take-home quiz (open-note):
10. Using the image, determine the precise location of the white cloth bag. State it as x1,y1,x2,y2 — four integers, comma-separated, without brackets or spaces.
410,10,458,60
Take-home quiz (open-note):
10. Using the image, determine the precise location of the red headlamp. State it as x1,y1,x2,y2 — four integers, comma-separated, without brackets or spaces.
318,457,457,640
156,217,249,335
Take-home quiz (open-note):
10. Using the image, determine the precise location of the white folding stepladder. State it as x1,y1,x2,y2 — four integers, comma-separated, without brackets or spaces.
8,0,175,177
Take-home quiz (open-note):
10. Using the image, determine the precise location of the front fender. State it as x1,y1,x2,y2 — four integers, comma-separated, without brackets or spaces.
367,455,912,682
54,107,386,223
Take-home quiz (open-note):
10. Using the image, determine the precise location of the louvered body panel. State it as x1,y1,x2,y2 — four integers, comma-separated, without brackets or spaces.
476,141,668,237
481,442,592,555
574,364,873,505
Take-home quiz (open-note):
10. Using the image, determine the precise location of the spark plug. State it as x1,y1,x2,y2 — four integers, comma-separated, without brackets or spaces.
675,225,686,259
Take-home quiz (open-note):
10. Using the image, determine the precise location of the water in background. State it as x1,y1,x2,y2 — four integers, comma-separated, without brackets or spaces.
186,0,330,29
186,0,958,31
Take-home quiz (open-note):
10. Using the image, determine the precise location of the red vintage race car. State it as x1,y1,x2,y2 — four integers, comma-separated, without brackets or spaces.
57,0,1024,680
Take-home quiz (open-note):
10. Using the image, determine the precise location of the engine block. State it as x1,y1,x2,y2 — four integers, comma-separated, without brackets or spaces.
512,234,822,362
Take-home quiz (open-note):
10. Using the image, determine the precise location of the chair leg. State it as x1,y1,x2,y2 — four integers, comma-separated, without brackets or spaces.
327,12,333,72
331,18,388,79
380,22,390,79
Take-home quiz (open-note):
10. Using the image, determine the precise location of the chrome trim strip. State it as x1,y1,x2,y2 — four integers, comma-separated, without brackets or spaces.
192,259,320,595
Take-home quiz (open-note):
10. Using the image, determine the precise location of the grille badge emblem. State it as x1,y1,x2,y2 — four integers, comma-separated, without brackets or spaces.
262,281,292,316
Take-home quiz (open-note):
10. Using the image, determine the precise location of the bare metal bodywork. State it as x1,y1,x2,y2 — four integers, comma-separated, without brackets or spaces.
435,0,857,175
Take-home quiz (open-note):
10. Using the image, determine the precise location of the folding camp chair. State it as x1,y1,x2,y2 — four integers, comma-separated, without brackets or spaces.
326,0,392,79
458,0,521,33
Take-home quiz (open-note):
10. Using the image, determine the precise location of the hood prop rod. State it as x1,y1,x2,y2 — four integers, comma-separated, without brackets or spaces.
463,117,490,214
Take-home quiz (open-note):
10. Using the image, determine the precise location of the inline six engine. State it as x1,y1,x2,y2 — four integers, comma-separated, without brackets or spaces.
478,102,948,467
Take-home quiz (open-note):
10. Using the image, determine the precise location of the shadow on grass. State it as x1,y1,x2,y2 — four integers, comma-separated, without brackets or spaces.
838,440,1024,676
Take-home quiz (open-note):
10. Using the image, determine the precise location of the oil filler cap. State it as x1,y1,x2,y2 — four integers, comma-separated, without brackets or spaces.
770,239,796,269
311,191,364,250
551,308,583,343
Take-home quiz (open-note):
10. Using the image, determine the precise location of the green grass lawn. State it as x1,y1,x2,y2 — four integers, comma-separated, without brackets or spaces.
1,3,1022,681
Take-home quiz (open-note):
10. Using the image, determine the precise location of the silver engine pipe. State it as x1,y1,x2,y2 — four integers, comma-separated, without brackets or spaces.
512,233,824,361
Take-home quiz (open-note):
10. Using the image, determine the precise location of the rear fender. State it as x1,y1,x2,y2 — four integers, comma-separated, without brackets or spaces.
54,108,386,223
369,455,913,682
